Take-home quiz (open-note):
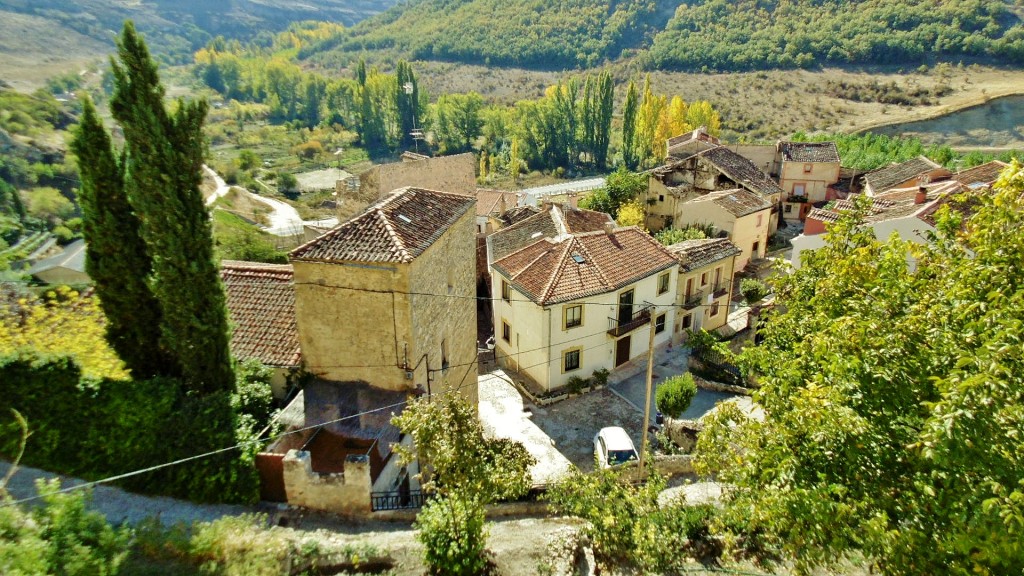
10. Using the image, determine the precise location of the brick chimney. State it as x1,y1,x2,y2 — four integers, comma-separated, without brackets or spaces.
915,186,928,205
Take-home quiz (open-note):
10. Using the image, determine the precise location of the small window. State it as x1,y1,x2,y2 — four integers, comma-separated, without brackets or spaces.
441,340,449,371
657,272,670,295
563,349,581,372
803,163,813,173
564,304,582,329
700,272,708,287
793,183,806,197
784,204,793,213
658,194,664,202
710,302,720,317
681,314,692,330
655,313,666,334
501,280,511,302
502,320,511,343
756,214,763,227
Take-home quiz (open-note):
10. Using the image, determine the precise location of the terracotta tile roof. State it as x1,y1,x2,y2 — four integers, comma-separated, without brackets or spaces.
499,205,541,226
475,188,520,217
688,188,773,217
221,260,300,368
487,204,612,263
864,155,946,194
954,160,1009,188
698,146,784,197
290,187,474,263
666,238,741,272
779,141,840,163
807,180,963,228
492,227,678,305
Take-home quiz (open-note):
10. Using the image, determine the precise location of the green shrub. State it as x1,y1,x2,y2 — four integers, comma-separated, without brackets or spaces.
0,351,260,504
233,358,275,427
591,368,610,387
415,493,488,576
656,373,698,418
33,479,131,576
566,375,588,395
684,328,719,351
740,278,769,304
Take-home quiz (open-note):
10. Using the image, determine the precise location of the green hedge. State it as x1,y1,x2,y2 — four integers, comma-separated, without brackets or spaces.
0,351,259,504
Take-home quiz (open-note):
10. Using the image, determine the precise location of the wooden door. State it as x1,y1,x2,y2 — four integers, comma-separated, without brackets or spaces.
615,336,631,366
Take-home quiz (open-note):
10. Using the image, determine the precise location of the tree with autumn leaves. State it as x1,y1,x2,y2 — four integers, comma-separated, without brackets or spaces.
697,165,1024,574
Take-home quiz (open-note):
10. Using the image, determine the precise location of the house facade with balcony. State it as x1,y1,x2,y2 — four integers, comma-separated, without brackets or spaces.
777,141,841,222
490,226,678,394
667,238,741,339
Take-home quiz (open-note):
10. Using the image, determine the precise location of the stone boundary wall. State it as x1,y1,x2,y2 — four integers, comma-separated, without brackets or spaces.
689,370,753,396
281,450,372,516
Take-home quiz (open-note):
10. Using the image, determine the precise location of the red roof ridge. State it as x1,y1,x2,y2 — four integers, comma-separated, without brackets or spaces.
538,240,578,303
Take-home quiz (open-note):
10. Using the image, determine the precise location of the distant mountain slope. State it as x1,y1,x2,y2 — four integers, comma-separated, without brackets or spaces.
0,0,399,63
302,0,678,69
646,0,1024,71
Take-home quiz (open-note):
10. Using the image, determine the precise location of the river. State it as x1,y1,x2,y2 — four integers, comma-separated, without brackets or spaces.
870,94,1024,149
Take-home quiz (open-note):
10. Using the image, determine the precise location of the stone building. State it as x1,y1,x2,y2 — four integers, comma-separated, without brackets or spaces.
354,152,476,202
776,141,841,222
290,186,479,405
646,145,784,234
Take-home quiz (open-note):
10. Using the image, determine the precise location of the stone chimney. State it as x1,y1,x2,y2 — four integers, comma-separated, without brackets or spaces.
915,186,928,205
603,221,615,235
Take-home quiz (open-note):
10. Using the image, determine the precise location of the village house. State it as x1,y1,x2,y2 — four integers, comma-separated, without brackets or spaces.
679,188,772,273
221,260,301,399
490,225,678,394
861,155,952,196
290,186,478,403
790,179,965,269
666,238,742,338
252,185,478,515
474,188,521,235
645,145,784,236
777,141,842,221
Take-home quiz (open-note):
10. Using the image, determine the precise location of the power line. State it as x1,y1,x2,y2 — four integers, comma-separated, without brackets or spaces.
0,330,631,509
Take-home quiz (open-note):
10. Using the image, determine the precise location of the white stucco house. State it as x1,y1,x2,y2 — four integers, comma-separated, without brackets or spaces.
490,225,679,394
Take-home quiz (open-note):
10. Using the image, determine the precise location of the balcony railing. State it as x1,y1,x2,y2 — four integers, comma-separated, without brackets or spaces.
712,281,730,299
607,304,653,337
682,292,703,309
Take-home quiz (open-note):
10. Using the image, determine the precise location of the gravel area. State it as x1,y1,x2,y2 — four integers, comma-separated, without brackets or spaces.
527,388,644,474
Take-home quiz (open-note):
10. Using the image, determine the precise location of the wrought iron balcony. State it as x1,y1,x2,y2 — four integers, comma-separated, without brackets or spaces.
712,281,730,299
607,304,653,337
682,292,703,310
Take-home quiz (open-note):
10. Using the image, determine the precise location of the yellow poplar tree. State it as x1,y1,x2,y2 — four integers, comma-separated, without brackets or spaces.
686,101,722,137
616,199,647,230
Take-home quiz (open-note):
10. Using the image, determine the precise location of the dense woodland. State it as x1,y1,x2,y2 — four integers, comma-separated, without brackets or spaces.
647,0,1024,71
296,0,1024,72
301,0,666,69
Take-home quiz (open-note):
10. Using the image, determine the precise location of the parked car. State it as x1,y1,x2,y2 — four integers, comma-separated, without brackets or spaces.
594,426,639,469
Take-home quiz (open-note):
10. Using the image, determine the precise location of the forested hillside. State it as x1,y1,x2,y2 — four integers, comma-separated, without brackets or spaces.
301,0,674,69
647,0,1024,71
299,0,1024,71
0,0,398,63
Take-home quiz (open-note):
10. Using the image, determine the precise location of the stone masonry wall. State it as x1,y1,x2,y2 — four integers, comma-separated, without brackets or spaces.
282,450,372,515
358,153,476,200
408,208,479,406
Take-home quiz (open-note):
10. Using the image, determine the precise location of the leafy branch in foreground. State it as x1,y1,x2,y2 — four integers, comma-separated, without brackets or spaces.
697,165,1024,574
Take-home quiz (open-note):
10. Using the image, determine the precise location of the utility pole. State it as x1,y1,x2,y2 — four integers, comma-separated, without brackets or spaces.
638,308,657,478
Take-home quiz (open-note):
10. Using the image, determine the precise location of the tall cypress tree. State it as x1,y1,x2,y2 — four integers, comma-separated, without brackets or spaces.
71,97,176,380
109,21,234,395
622,79,639,170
